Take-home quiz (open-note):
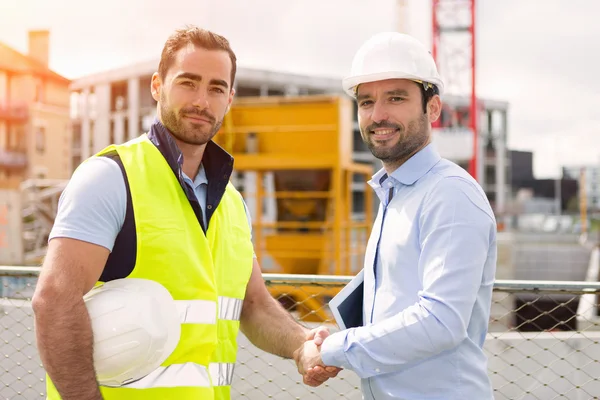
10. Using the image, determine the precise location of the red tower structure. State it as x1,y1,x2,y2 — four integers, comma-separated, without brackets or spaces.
432,0,478,181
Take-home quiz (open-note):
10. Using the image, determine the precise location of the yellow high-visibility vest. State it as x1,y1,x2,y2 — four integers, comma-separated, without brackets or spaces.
46,134,254,400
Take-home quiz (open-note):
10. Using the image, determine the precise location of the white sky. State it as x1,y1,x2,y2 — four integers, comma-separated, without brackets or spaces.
1,0,598,178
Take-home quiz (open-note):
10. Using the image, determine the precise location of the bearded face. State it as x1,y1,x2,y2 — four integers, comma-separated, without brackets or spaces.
153,44,233,146
356,79,436,168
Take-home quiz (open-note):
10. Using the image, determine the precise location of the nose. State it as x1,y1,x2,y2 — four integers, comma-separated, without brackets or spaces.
370,99,388,123
192,88,210,109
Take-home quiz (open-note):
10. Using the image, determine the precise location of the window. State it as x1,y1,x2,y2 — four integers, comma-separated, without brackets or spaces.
111,81,128,112
124,117,129,141
109,120,115,144
34,79,45,103
15,126,26,151
35,126,46,154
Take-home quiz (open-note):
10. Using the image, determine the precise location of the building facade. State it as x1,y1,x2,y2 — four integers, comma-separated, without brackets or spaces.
0,31,71,188
432,95,510,217
563,165,600,211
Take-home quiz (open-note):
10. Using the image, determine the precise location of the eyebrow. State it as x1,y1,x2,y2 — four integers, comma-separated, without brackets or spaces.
174,72,229,89
356,93,370,102
356,88,410,102
385,89,410,97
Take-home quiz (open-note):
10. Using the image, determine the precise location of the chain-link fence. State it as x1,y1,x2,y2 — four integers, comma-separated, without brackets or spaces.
2,267,600,399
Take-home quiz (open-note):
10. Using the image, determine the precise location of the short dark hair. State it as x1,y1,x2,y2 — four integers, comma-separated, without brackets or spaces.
158,26,237,89
420,84,439,114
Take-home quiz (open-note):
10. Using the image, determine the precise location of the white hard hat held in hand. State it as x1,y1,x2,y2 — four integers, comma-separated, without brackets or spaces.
342,32,444,97
84,278,181,387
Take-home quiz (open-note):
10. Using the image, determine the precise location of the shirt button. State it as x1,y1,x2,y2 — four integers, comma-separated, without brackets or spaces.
375,368,380,373
207,205,212,210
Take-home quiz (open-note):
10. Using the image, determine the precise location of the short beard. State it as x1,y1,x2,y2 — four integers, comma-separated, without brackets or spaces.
361,113,430,165
160,92,223,146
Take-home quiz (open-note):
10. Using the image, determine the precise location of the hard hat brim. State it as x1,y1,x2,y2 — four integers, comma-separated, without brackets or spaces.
342,71,444,97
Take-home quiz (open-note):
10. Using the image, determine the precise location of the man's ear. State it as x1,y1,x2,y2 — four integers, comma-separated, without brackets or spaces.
226,88,235,114
427,95,442,123
151,72,161,102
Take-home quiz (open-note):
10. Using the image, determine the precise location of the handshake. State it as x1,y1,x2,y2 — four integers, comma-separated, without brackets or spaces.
292,326,342,387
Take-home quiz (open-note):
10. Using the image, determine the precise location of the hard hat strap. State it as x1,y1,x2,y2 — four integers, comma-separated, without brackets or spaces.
353,79,436,98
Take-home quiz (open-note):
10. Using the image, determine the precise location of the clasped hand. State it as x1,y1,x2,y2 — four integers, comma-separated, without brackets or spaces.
293,326,342,387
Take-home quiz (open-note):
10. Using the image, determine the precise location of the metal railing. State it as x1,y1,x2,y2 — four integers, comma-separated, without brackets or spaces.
2,266,600,399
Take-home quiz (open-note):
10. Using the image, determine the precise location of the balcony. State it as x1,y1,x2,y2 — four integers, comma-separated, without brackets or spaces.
72,141,82,157
0,103,29,122
0,149,27,168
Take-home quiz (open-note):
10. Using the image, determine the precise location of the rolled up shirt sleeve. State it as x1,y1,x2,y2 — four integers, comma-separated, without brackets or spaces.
321,177,496,378
48,156,126,251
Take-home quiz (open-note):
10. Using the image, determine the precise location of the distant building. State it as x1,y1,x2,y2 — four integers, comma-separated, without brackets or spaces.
563,165,600,211
434,97,511,216
511,150,535,182
0,30,71,187
510,150,578,213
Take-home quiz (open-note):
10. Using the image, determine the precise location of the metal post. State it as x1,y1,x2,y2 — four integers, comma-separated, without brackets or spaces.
581,168,587,235
432,0,478,181
333,167,343,275
468,0,478,181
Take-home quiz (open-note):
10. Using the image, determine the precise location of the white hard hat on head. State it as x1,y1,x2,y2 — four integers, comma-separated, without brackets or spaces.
342,32,444,97
84,278,181,387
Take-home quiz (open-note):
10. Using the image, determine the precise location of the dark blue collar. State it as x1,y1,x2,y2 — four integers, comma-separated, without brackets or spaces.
147,118,234,185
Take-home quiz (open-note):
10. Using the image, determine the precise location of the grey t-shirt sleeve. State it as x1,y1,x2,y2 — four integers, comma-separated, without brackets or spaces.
48,157,126,252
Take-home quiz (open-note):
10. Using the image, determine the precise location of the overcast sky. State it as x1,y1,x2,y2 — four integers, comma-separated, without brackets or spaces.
1,0,598,178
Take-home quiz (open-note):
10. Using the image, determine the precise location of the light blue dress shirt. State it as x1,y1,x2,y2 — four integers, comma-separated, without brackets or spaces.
321,143,497,399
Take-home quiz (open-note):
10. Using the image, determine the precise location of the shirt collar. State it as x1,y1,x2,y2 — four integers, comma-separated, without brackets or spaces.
369,143,442,188
369,168,390,190
147,118,234,184
195,163,208,185
182,163,208,189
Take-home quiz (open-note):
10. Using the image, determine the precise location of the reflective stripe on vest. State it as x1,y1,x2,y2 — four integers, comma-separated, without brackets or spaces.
122,362,236,389
209,362,236,387
217,296,244,321
175,297,243,324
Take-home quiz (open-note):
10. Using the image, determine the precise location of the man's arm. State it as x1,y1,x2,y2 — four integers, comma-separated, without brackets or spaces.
33,239,108,400
239,259,308,359
239,258,340,386
32,157,126,400
318,177,496,379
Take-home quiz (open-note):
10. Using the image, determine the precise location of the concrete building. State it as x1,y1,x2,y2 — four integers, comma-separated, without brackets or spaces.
0,30,72,188
563,165,600,211
432,96,510,218
69,59,510,217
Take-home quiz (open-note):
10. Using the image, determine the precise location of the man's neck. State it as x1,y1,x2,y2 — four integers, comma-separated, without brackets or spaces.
172,136,207,179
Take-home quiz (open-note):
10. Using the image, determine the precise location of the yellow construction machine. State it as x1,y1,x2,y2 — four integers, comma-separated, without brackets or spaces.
213,95,374,322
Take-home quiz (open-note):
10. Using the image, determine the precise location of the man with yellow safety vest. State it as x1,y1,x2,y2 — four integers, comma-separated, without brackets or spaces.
31,25,340,400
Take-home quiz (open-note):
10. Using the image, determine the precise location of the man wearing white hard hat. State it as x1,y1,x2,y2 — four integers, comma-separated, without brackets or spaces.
294,32,497,399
